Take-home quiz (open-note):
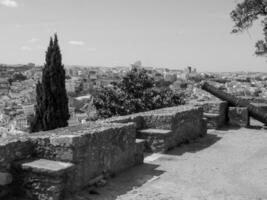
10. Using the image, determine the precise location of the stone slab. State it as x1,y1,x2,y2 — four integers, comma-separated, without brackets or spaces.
135,139,146,144
203,113,220,118
138,129,172,136
21,159,75,176
203,112,222,129
137,129,172,153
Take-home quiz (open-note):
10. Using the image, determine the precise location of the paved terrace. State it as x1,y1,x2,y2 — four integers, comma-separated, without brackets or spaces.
71,126,267,200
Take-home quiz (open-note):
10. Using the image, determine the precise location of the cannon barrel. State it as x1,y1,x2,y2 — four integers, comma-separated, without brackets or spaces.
201,81,267,125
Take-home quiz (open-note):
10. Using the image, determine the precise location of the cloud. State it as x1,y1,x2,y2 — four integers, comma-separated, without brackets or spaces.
68,41,85,46
1,0,18,7
20,46,32,51
28,38,40,43
88,48,96,52
176,30,185,36
207,13,229,20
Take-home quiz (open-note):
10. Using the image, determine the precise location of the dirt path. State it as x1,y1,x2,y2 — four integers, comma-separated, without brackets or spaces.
73,127,267,200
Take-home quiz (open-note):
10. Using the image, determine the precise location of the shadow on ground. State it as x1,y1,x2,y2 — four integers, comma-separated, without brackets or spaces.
72,133,222,199
69,163,165,200
217,125,241,131
247,125,264,130
166,133,222,156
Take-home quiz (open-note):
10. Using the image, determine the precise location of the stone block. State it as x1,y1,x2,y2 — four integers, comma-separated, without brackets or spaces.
18,159,75,200
0,172,12,186
21,172,66,200
195,101,228,128
228,107,249,127
21,159,75,176
138,129,172,136
137,129,172,153
204,113,221,129
134,139,145,165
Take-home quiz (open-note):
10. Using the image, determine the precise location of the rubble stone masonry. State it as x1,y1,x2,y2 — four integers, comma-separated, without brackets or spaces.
0,105,207,199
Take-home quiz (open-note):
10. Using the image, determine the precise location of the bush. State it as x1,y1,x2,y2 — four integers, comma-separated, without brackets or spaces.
93,67,185,119
8,73,27,84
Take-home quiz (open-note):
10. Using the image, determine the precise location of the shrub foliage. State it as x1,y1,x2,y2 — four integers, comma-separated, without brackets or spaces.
93,67,184,119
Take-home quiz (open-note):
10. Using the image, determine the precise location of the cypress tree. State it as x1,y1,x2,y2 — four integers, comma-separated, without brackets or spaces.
30,34,70,132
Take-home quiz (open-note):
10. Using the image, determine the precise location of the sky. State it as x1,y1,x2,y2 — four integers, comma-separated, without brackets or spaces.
0,0,266,72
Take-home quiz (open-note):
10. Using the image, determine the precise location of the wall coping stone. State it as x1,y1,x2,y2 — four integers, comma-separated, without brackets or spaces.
138,129,172,135
21,159,75,176
0,135,30,147
28,122,136,148
203,113,220,117
250,103,267,107
103,105,203,123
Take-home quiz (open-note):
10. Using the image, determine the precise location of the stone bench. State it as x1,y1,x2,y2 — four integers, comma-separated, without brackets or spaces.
137,129,172,153
228,107,249,127
204,113,223,129
0,172,13,198
195,101,228,129
16,159,75,200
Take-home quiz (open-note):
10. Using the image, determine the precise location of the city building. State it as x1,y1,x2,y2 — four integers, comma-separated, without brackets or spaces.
0,78,10,95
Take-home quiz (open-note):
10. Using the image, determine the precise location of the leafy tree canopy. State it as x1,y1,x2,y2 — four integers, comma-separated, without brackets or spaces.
8,73,27,84
93,67,184,119
231,0,267,55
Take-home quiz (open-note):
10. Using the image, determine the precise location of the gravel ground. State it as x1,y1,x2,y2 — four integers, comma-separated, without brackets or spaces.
71,126,267,200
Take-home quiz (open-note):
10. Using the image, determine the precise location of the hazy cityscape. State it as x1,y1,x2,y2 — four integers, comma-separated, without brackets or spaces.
1,61,267,137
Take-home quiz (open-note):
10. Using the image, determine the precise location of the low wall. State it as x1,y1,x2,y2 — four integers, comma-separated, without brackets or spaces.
29,122,137,191
104,105,207,150
0,136,34,197
240,97,267,104
193,101,228,129
0,123,139,197
0,105,207,199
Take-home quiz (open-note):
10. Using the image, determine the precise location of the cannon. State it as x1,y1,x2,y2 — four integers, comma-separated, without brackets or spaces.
201,81,267,125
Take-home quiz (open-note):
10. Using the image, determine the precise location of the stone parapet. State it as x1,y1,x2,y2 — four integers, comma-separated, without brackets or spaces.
29,122,138,191
194,101,228,129
228,107,249,127
0,105,206,199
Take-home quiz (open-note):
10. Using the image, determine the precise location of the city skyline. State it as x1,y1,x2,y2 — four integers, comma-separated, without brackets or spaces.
0,0,267,72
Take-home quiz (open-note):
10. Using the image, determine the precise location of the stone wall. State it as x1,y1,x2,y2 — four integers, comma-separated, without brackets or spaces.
228,107,249,127
0,105,207,199
0,123,140,198
0,136,34,197
104,106,207,151
240,97,267,104
29,122,138,192
194,101,228,129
